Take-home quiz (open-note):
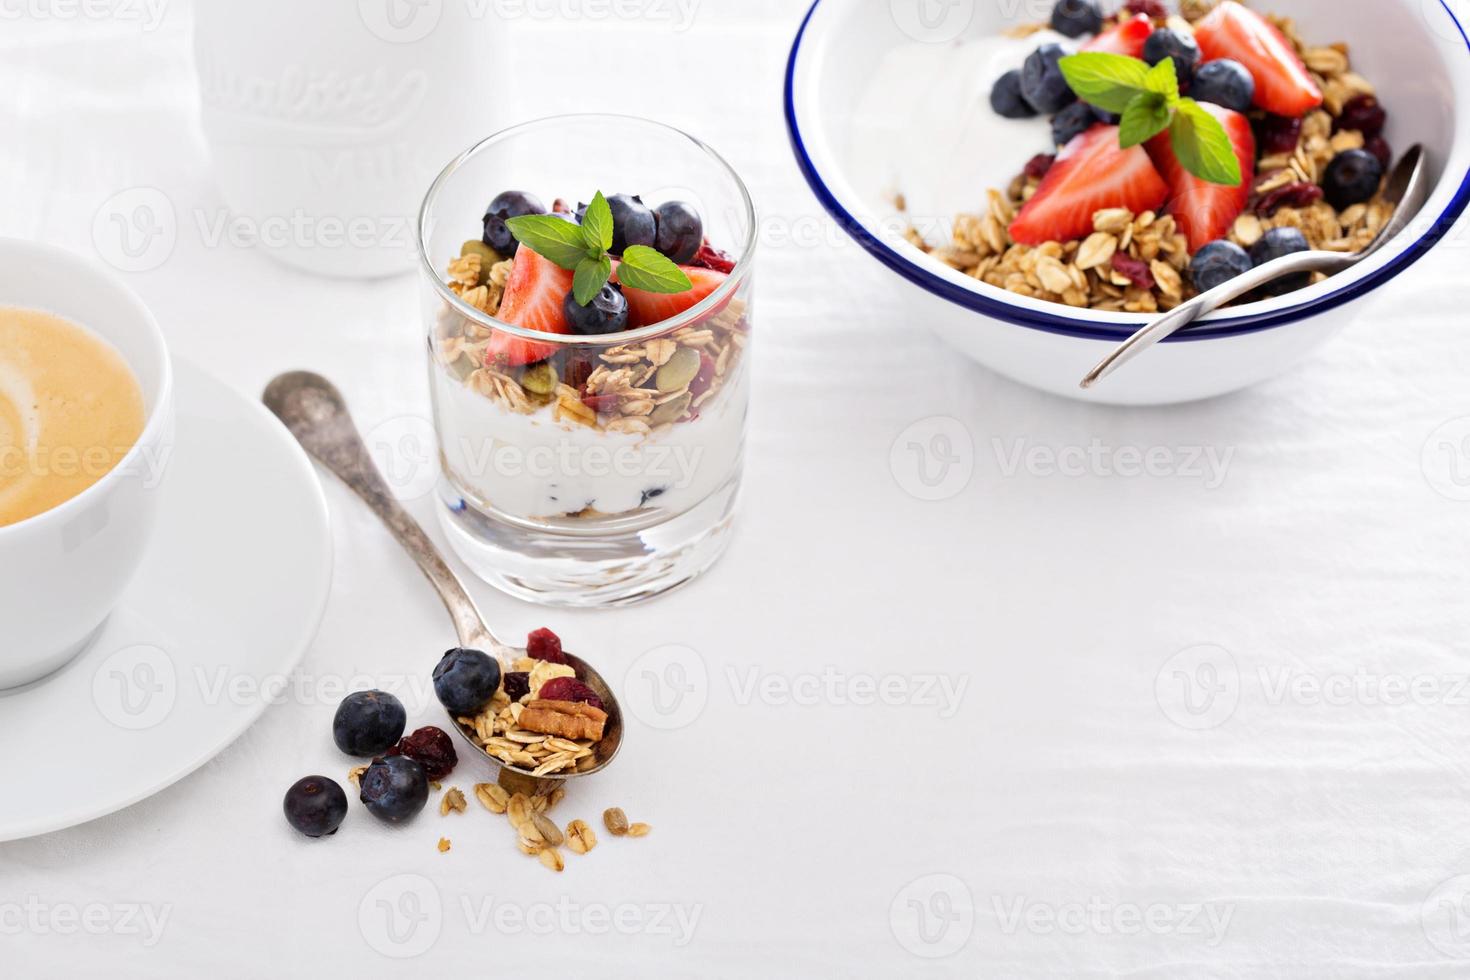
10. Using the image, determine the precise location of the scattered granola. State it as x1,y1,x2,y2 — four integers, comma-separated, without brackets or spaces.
438,838,452,853
566,819,597,854
603,807,630,837
439,786,467,816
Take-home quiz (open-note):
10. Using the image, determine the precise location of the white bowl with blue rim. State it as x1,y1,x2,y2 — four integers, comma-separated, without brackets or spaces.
785,0,1470,405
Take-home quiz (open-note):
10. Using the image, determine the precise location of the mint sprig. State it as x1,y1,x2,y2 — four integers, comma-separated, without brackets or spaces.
505,190,693,306
1059,52,1242,186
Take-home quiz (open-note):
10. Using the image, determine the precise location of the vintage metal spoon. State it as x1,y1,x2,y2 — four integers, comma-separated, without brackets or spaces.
1081,144,1430,390
263,371,623,794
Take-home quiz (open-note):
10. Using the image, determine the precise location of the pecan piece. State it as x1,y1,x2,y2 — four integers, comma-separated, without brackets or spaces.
517,699,608,741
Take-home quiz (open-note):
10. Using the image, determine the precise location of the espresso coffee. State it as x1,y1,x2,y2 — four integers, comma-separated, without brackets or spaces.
0,307,146,527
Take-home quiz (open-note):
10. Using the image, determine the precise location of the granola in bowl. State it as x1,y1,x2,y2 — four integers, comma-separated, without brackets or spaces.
431,190,751,523
906,0,1398,314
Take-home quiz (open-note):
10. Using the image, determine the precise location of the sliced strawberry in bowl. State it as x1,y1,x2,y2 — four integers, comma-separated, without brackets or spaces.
1146,102,1256,252
1193,0,1322,117
1009,124,1169,246
1082,13,1153,57
483,246,574,369
614,265,730,329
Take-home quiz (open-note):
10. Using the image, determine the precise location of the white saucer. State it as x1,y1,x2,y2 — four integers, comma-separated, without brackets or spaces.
0,359,332,842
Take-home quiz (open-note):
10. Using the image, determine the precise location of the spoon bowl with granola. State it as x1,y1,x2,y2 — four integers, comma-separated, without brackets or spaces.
787,0,1470,403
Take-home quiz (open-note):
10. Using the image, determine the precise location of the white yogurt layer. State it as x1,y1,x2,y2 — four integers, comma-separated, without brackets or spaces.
848,31,1072,246
431,364,747,522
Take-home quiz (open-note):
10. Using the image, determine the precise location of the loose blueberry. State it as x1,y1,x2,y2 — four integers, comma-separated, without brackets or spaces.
1188,240,1254,293
1191,59,1254,113
607,193,657,254
283,776,348,838
432,648,502,717
990,69,1038,119
563,282,630,336
359,756,429,824
1049,0,1103,38
1021,44,1078,115
1143,29,1200,87
333,690,406,757
653,201,704,265
1248,227,1312,296
482,191,545,258
1322,149,1384,210
1052,102,1102,148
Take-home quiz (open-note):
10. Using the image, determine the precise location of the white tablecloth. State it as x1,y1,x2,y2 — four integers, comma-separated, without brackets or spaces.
6,2,1470,977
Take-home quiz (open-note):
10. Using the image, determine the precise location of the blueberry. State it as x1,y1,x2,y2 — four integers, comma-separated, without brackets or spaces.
1143,29,1200,87
1021,44,1078,115
1049,0,1103,38
563,282,630,336
1188,240,1254,293
1248,227,1312,296
1052,102,1102,148
607,193,657,254
1322,149,1384,210
431,648,502,717
1191,59,1254,113
332,690,406,757
283,776,348,838
990,69,1038,119
358,756,429,824
482,190,545,257
653,201,704,265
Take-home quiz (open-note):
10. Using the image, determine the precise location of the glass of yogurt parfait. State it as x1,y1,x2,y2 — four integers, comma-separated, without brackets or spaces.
417,115,755,607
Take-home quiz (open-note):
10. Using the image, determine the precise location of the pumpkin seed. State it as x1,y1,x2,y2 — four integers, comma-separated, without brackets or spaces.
520,361,557,395
461,239,499,264
649,392,691,427
654,347,700,393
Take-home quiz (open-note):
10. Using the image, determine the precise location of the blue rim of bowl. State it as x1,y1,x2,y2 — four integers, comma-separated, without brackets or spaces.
784,0,1470,343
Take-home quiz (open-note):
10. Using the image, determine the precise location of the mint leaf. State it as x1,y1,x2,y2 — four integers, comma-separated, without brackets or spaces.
581,191,614,253
572,255,612,307
1058,52,1152,115
1118,92,1172,148
618,245,693,294
505,215,590,270
1144,57,1180,104
1171,99,1243,186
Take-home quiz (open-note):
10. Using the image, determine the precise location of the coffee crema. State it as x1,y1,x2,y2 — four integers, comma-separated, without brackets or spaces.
0,308,146,527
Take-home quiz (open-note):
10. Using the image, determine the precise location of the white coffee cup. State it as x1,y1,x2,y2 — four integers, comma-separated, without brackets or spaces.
192,0,502,279
0,240,175,690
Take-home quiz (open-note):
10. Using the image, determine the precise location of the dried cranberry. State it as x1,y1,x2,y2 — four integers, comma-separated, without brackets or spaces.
551,198,572,214
527,627,568,664
388,726,458,781
1335,95,1386,138
561,351,597,392
1125,0,1168,17
688,352,718,399
1023,153,1057,180
1109,253,1156,290
503,671,531,703
537,677,605,711
1364,136,1392,171
1254,181,1324,216
581,393,622,415
692,240,736,274
1257,114,1304,156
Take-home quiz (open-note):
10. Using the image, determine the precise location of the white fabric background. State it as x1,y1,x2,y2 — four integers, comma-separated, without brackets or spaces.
5,1,1470,977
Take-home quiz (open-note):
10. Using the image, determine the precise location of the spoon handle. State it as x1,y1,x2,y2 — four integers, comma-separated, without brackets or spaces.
1079,249,1353,390
262,371,503,654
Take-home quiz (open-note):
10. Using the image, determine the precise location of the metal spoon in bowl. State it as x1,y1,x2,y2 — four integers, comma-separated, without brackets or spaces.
1080,144,1430,390
262,371,623,795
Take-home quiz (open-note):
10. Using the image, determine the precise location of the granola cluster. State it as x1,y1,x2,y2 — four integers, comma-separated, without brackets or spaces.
919,3,1396,313
435,246,748,437
455,655,603,778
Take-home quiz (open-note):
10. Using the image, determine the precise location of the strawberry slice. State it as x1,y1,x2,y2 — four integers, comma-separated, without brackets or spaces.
1146,102,1256,251
484,246,574,369
614,265,729,328
1009,124,1169,246
1082,13,1153,57
1193,1,1322,117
